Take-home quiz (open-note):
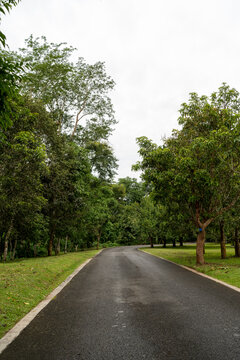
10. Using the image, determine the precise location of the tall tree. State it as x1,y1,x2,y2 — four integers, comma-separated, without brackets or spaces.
18,36,116,134
83,179,115,249
0,50,22,132
0,97,48,260
139,197,159,247
42,136,91,256
17,36,118,179
134,84,240,264
0,1,22,131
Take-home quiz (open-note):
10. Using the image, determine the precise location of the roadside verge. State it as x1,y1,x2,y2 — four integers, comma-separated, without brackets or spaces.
0,250,102,355
140,248,240,294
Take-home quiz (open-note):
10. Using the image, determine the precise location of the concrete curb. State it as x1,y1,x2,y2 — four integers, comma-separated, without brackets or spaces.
0,250,103,355
140,249,240,294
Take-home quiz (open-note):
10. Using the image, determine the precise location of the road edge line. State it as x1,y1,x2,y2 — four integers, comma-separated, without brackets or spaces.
140,249,240,294
0,250,103,355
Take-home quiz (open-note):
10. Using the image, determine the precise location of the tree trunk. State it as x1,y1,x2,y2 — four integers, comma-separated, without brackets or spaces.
11,239,17,260
33,244,38,257
163,239,167,248
48,225,56,256
3,240,8,262
172,239,176,247
55,238,61,256
0,236,2,260
234,227,240,257
75,245,78,252
97,233,101,250
149,236,153,248
220,220,226,259
64,235,68,254
9,239,13,260
179,238,183,247
196,229,206,265
3,219,14,262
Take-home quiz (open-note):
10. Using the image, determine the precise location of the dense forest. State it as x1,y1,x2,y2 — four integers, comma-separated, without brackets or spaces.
0,30,156,259
0,1,165,260
1,1,240,265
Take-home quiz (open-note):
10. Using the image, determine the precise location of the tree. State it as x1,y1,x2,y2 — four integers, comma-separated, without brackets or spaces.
42,136,91,256
117,202,141,245
0,27,119,258
17,36,117,179
118,177,146,204
225,205,240,257
83,179,115,249
0,1,22,131
139,197,159,247
114,177,150,245
134,84,240,264
157,203,193,247
86,140,118,181
0,50,23,132
0,97,48,260
18,36,116,136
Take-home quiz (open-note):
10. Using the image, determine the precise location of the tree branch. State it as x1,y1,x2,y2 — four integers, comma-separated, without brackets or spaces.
71,92,90,137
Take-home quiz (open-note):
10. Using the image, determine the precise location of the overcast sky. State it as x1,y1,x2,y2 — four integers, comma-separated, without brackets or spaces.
2,0,240,179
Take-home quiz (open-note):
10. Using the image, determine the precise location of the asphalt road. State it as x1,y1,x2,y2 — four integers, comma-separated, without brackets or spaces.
1,246,240,360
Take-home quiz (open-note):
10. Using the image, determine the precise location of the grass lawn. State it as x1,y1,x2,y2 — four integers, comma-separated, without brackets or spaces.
141,244,240,289
0,250,99,339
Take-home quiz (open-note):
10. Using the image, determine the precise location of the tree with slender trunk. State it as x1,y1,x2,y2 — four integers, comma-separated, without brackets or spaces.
55,238,61,256
149,236,154,248
219,220,227,259
64,235,68,254
234,227,240,257
179,237,183,247
3,218,14,261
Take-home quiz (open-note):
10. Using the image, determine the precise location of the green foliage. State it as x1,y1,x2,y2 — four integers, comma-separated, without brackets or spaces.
135,84,240,262
0,2,22,131
0,50,23,131
5,31,240,265
0,0,21,47
15,35,118,181
118,177,146,204
0,34,119,259
117,202,141,245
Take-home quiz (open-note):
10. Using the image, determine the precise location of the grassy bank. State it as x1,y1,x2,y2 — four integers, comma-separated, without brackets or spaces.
0,250,99,339
141,244,240,289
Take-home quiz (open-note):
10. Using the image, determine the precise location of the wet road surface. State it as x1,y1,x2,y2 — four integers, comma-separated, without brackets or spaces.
1,246,240,359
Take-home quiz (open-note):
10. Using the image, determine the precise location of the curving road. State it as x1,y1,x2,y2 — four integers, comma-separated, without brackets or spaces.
1,246,240,359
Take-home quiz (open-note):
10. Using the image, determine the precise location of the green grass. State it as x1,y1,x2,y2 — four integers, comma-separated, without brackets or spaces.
141,244,240,289
0,250,99,339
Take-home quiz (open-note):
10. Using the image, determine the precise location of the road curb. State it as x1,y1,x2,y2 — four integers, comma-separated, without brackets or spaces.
140,249,240,294
0,250,103,355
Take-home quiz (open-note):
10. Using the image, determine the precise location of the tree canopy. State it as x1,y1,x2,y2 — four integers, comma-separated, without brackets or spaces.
134,84,240,264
